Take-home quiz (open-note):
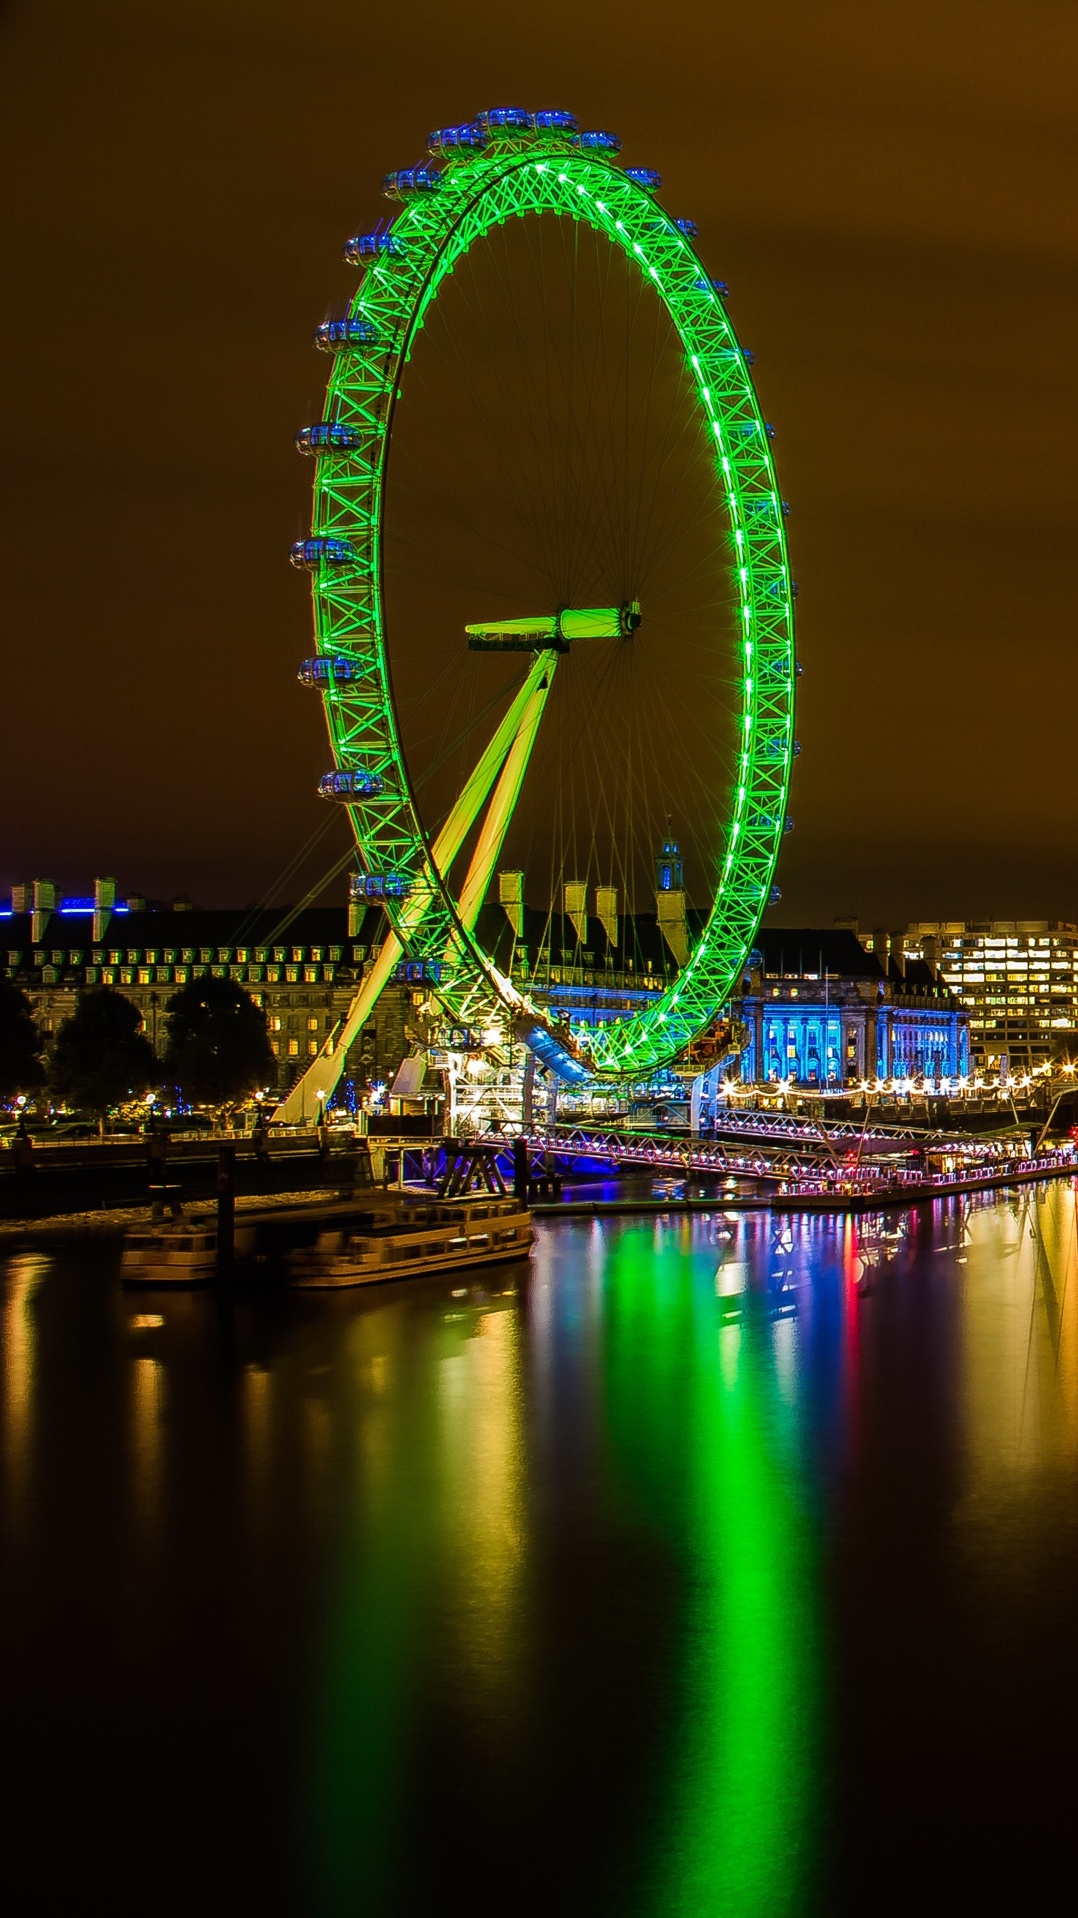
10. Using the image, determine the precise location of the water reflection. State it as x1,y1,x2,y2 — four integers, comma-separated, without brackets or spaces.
3,1252,46,1535
4,1188,1078,1911
599,1220,821,1913
953,1185,1078,1594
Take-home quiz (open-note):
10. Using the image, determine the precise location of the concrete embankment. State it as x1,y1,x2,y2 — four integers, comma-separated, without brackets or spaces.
0,1134,367,1224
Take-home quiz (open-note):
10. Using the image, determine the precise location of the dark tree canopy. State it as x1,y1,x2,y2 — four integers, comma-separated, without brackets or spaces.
50,988,156,1115
163,975,276,1109
0,980,46,1102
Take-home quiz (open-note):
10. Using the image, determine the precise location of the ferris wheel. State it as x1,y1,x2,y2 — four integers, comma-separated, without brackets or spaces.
283,106,797,1111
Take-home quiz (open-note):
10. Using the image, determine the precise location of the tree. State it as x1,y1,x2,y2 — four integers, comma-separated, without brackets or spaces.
50,987,156,1120
0,980,45,1102
163,975,276,1111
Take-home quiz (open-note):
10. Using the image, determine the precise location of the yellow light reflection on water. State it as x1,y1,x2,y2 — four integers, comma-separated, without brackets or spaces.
956,1182,1078,1575
3,1254,48,1527
435,1305,527,1717
308,1285,526,1907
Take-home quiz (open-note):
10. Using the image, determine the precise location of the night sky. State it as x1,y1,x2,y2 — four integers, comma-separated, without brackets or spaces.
2,0,1076,924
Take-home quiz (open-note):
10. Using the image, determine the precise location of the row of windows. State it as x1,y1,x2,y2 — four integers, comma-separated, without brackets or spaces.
970,1016,1077,1030
7,945,370,969
941,938,1078,950
70,964,349,989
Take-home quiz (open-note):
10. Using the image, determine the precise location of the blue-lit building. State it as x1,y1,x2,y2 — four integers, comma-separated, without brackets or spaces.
729,927,969,1088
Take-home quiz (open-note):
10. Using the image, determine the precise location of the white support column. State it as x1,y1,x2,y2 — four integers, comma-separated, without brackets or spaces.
272,652,557,1125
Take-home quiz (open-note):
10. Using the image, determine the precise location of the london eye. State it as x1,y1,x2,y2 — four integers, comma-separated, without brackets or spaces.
286,106,797,1110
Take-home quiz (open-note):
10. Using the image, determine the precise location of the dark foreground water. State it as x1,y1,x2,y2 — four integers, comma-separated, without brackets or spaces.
4,1187,1078,1914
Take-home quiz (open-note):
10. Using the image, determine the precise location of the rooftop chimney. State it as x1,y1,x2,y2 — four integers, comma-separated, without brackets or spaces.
499,869,524,939
31,878,57,944
595,884,618,947
93,876,116,944
563,879,587,947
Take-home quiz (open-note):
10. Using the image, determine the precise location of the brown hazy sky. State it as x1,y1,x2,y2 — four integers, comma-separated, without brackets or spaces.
1,0,1076,921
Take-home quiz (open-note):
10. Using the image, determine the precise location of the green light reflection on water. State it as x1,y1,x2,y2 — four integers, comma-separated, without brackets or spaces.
305,1218,822,1912
601,1221,822,1915
307,1290,527,1910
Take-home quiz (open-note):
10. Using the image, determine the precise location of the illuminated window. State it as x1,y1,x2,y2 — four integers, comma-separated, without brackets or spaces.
287,1038,299,1057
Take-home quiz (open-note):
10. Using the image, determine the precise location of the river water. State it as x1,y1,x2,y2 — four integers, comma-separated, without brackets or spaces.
3,1185,1078,1913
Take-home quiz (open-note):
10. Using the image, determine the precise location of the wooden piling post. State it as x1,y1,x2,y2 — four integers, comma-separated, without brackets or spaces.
217,1142,236,1279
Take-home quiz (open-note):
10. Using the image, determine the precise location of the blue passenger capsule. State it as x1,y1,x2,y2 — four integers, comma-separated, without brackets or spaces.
476,107,533,134
318,769,385,800
534,108,578,132
693,275,728,296
314,317,379,352
383,166,443,200
295,423,362,455
573,129,620,153
391,959,442,984
674,217,698,237
297,657,364,684
290,538,356,571
343,230,402,265
769,885,782,904
427,121,488,156
350,872,412,900
624,166,662,191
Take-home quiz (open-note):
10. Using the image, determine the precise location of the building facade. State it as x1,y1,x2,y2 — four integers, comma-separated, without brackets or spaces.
896,922,1078,1072
1,891,420,1102
732,928,968,1088
1,884,970,1114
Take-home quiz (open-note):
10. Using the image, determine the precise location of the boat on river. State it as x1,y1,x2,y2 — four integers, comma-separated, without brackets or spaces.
121,1222,219,1286
289,1194,534,1289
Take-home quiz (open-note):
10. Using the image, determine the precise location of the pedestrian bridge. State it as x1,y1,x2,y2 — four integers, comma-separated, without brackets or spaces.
473,1114,1029,1192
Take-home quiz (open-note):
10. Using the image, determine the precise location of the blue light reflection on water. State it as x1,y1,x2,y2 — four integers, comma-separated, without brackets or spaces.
4,1185,1078,1911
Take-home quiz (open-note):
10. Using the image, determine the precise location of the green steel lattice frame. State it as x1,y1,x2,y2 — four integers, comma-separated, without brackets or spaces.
302,127,797,1079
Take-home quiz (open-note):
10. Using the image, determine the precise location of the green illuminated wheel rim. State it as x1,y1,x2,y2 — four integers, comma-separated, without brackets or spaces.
297,116,797,1080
